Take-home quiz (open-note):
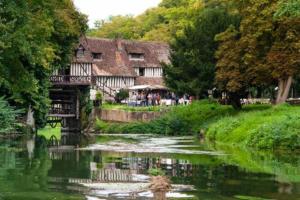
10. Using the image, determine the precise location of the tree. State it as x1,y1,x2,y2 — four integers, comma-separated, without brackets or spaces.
164,7,240,98
0,0,87,127
269,0,300,104
88,0,203,42
215,26,246,109
215,0,300,107
89,15,141,40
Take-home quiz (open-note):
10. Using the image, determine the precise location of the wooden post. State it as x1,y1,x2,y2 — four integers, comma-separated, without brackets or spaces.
76,92,80,120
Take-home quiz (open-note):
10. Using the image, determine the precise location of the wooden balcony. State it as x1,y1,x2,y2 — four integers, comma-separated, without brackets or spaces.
48,104,76,118
50,75,92,86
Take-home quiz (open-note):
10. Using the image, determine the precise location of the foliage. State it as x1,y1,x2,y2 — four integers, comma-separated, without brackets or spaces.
96,91,103,102
215,0,300,107
207,104,300,150
0,97,20,134
164,7,240,98
88,0,204,42
95,100,241,135
0,0,87,128
114,89,129,103
80,88,94,130
275,0,300,18
93,101,300,150
94,118,109,132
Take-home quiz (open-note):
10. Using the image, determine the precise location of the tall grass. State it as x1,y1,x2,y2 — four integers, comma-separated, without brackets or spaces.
207,104,300,150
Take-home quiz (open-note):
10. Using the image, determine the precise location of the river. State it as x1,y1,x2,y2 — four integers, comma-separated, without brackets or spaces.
0,134,299,200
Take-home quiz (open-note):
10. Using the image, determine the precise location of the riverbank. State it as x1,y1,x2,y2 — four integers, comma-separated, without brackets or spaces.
206,104,300,150
95,100,300,150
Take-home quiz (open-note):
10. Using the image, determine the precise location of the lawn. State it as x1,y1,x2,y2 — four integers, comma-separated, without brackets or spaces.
37,125,61,140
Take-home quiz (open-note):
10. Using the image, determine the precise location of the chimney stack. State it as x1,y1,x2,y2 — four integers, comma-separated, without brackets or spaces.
116,38,123,51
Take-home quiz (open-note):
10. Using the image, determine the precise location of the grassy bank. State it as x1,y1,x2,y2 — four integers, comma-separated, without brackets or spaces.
206,104,300,150
95,100,300,150
95,100,270,135
102,103,168,112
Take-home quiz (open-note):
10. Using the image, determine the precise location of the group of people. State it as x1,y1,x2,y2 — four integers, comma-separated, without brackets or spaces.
128,91,193,107
130,91,161,106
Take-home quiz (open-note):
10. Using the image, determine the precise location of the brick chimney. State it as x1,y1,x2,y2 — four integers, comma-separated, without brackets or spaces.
115,38,125,67
116,38,123,51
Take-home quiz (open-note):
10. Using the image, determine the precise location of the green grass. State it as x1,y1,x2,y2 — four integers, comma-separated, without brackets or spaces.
95,100,300,150
102,103,168,112
37,125,61,140
95,100,271,135
207,104,300,150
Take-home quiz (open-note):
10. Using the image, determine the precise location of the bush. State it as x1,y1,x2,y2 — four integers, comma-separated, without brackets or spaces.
94,118,109,132
115,89,129,103
0,97,19,134
95,100,238,135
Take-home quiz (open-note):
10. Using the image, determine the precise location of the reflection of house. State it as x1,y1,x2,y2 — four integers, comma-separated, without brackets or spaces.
53,37,170,98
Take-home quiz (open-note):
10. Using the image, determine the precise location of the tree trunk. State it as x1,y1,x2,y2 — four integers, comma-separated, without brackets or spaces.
229,92,242,110
276,76,293,104
256,87,262,98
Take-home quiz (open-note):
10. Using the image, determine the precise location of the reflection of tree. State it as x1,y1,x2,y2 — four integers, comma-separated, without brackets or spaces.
0,145,84,199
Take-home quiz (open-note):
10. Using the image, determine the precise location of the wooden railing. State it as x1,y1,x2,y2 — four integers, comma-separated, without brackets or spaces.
48,104,75,115
50,75,92,85
94,81,118,98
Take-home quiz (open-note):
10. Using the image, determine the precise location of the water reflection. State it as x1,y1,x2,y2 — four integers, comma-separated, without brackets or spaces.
0,135,299,200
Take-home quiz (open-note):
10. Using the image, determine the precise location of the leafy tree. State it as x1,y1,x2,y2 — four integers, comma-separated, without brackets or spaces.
0,0,87,127
268,0,300,103
89,15,141,40
164,7,240,98
88,0,203,42
115,89,129,103
215,0,300,107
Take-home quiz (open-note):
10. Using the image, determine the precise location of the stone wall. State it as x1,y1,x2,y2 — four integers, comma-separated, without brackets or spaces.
96,109,164,123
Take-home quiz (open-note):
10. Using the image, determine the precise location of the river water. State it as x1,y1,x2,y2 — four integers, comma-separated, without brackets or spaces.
0,134,299,200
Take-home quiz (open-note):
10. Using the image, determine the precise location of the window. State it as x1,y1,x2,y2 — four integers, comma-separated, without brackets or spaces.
139,68,145,76
129,53,144,61
92,53,102,60
76,46,85,58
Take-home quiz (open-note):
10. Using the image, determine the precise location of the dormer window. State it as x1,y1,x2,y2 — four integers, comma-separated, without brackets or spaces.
92,53,102,61
76,46,85,58
129,53,144,61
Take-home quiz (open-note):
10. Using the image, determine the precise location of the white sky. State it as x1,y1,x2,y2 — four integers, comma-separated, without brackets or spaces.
73,0,162,28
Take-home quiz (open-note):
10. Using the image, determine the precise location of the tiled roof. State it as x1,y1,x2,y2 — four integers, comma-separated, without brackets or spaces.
76,37,170,77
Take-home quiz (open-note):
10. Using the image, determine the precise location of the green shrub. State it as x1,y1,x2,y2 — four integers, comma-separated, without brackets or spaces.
95,100,238,135
96,91,103,101
115,89,129,103
94,118,109,132
0,97,20,134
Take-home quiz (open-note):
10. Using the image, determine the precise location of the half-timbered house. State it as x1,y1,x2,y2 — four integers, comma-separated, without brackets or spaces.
81,37,169,97
51,37,170,98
